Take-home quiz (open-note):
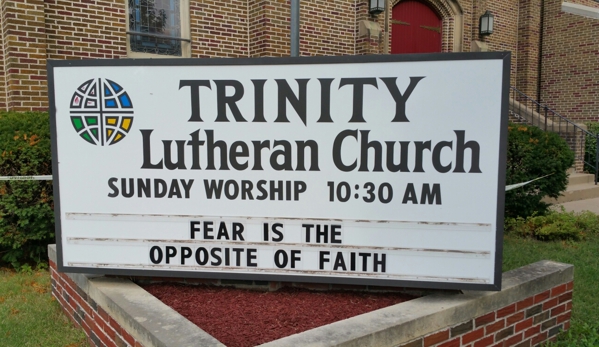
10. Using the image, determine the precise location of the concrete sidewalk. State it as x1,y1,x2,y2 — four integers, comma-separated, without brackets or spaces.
553,197,599,214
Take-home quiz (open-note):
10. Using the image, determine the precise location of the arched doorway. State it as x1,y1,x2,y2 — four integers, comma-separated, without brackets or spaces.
391,0,442,54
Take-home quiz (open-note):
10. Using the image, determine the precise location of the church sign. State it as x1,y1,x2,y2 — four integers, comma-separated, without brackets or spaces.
49,53,509,291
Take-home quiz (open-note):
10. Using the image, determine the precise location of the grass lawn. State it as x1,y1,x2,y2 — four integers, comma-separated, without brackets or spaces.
0,268,87,347
503,233,599,344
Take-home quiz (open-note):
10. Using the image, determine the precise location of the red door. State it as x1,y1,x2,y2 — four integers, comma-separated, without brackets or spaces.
391,0,442,54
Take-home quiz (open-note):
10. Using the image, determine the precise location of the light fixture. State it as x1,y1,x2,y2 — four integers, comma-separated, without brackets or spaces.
479,11,494,36
369,0,385,16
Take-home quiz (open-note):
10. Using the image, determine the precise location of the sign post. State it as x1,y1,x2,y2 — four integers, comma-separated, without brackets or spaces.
49,53,509,291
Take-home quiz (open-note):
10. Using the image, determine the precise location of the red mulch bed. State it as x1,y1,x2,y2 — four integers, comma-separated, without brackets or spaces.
143,283,416,347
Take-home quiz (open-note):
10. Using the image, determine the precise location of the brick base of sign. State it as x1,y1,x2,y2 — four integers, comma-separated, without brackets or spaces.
49,245,573,347
48,246,223,347
50,261,142,347
395,285,573,347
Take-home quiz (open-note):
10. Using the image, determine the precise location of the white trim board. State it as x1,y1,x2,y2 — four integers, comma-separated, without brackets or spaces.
562,2,599,20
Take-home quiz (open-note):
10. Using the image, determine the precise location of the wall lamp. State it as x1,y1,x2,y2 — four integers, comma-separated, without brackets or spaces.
479,10,494,36
369,0,386,16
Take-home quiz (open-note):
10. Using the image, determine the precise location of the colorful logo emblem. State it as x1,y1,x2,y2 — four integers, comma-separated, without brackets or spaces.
69,79,134,146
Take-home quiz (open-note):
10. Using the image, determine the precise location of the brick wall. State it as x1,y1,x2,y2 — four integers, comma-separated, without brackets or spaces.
397,281,573,347
0,0,594,127
460,0,473,53
249,0,290,57
516,0,542,99
1,0,47,111
249,0,267,56
301,0,355,56
50,260,141,347
540,0,599,122
190,0,249,58
563,130,586,172
356,0,380,55
474,0,519,85
44,0,127,60
0,3,7,110
249,0,368,57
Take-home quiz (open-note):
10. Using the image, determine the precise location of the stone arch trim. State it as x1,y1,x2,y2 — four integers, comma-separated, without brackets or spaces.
390,0,463,52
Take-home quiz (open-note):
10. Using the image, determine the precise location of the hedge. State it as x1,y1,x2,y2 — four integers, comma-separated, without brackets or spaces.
0,112,53,269
505,124,574,218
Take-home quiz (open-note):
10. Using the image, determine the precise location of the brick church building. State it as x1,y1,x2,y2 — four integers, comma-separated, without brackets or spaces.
0,0,597,124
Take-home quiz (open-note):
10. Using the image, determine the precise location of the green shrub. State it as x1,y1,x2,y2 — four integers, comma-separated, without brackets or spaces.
0,112,53,269
505,124,574,218
504,210,599,241
584,122,599,175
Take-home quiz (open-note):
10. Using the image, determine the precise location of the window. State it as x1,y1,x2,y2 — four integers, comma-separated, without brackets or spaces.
127,0,190,58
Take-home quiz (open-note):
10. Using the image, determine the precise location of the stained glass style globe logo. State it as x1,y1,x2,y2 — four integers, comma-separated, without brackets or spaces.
69,78,134,146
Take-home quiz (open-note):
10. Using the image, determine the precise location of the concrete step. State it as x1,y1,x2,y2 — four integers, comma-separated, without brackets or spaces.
552,197,599,214
567,173,595,185
544,182,599,204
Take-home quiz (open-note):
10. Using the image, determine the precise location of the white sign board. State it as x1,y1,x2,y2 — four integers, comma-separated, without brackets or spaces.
49,54,509,290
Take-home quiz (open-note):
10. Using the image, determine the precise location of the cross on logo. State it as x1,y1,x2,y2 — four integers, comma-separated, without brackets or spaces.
69,78,134,146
